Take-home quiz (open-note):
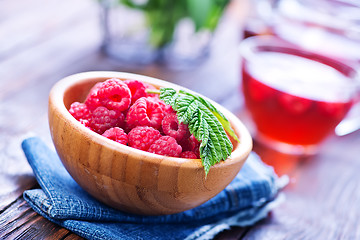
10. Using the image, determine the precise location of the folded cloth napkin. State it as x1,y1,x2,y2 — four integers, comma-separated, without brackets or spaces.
22,137,286,240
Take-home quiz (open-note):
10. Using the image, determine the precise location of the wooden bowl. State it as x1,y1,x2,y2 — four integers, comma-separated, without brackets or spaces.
48,71,253,215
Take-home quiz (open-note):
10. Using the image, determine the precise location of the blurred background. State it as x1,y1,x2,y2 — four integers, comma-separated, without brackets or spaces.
2,0,360,107
1,0,360,168
0,0,249,111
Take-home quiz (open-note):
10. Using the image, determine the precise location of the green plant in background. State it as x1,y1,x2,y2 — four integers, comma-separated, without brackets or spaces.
119,0,230,48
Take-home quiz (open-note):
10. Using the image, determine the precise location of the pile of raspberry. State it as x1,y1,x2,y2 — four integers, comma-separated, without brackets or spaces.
69,78,200,159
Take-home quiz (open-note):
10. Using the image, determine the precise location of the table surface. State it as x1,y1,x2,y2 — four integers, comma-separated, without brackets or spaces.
1,0,360,239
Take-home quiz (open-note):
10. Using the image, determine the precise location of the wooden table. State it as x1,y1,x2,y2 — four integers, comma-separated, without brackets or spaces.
1,0,360,239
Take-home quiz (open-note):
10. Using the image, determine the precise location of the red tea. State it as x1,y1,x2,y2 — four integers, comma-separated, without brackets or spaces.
242,50,355,147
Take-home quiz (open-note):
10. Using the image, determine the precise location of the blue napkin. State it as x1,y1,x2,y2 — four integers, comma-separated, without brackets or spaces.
22,137,286,240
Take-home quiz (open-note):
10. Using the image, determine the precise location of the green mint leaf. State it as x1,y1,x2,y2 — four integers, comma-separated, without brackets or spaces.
160,87,235,175
179,90,239,143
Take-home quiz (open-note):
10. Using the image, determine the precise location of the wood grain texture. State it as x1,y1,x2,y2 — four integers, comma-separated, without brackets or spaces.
48,72,253,215
0,197,83,240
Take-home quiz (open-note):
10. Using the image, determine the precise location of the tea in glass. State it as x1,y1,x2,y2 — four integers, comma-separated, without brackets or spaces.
240,37,359,154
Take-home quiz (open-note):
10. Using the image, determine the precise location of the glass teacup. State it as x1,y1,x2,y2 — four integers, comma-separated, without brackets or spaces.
239,36,360,155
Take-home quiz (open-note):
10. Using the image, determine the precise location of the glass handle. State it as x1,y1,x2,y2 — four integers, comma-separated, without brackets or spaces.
335,102,360,136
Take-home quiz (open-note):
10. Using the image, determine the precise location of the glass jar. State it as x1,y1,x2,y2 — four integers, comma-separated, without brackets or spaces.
99,0,227,70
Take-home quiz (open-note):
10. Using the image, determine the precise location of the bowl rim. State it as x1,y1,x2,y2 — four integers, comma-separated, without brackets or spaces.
49,71,253,171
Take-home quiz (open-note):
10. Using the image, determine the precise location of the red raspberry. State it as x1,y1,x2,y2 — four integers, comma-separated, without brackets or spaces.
144,97,169,119
85,82,103,111
89,106,125,134
180,135,200,158
124,80,147,105
125,97,165,131
164,105,175,114
79,119,91,129
69,102,91,121
144,82,159,98
97,78,131,112
180,151,198,159
87,82,103,98
128,126,161,151
153,97,167,109
87,78,132,112
102,127,128,145
190,135,201,158
148,136,182,157
161,112,190,142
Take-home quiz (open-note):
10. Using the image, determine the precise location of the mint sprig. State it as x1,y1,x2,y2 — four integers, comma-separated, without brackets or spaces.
118,0,229,48
159,87,239,175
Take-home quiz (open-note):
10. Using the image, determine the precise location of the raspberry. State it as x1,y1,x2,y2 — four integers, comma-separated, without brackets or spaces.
190,135,201,158
69,102,91,121
144,82,159,98
85,82,103,111
124,80,147,105
94,78,131,112
153,97,167,109
161,112,190,142
128,126,161,151
89,106,125,134
102,127,128,145
79,119,91,129
125,97,165,131
180,151,198,159
148,136,182,157
164,105,175,114
145,97,168,118
87,82,103,98
180,134,200,158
